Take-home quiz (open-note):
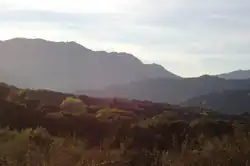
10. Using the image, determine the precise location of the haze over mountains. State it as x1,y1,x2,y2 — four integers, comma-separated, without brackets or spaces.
0,38,179,92
1,38,250,111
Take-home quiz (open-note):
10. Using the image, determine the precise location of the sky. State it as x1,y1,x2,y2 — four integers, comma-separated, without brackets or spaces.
0,0,250,77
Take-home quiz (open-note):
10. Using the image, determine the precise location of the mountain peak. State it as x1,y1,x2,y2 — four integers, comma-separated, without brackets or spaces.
4,37,47,43
3,38,91,51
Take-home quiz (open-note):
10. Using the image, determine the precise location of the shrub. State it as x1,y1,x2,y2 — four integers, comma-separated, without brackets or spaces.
29,127,53,151
0,128,33,163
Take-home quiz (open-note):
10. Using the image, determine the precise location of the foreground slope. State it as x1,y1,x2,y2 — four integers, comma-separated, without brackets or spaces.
1,82,250,166
0,38,179,92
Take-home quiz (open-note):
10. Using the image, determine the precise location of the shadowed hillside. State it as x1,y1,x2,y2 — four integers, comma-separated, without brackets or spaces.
183,89,250,114
83,75,250,104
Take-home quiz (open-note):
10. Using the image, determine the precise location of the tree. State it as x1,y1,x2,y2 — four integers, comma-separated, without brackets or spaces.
7,89,27,103
0,86,10,100
96,108,137,122
60,97,87,114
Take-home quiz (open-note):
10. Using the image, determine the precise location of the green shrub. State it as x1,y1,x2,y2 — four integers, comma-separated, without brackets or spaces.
29,127,53,151
0,128,33,163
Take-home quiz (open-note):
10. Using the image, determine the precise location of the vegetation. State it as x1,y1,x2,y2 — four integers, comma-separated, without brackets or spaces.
96,108,137,122
0,84,250,165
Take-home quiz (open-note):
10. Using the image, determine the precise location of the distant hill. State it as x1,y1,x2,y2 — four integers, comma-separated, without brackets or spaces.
183,89,250,114
217,70,250,79
83,75,250,104
0,38,179,92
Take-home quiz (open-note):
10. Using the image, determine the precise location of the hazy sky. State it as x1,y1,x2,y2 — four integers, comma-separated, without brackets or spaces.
0,0,250,77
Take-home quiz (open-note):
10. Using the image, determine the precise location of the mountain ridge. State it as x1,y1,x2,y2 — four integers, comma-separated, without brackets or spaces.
0,38,180,92
217,69,250,80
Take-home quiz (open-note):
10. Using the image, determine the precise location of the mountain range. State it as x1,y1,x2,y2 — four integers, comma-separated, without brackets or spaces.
1,38,250,112
0,38,179,92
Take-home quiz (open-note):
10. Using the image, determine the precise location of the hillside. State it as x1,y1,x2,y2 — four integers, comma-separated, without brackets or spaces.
217,70,250,79
83,75,250,104
1,82,250,165
183,89,250,114
0,38,179,92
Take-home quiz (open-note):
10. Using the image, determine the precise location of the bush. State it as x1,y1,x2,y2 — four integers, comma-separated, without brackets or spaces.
29,127,53,151
0,128,33,163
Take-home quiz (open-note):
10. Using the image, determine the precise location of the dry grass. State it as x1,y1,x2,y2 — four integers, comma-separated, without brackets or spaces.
0,127,250,166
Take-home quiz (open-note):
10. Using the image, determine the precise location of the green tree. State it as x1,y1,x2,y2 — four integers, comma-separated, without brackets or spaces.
60,97,86,114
